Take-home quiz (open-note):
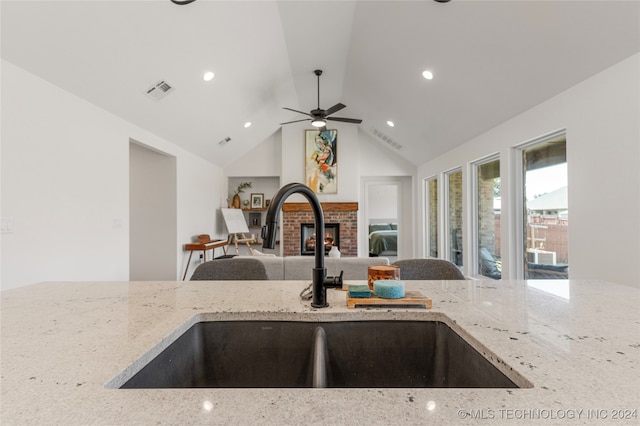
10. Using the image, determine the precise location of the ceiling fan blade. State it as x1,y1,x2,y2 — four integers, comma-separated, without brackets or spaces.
326,116,363,124
280,118,311,125
325,103,346,116
283,107,312,117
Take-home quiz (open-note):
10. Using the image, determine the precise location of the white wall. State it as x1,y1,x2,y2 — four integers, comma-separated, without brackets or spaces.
1,60,224,290
358,130,415,177
368,184,398,220
225,129,282,178
417,53,640,287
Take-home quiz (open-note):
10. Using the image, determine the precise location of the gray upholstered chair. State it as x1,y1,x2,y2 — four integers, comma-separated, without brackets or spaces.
190,257,269,281
392,258,466,280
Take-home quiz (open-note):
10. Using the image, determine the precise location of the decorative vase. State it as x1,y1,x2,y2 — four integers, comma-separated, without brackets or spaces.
232,194,241,209
328,246,341,258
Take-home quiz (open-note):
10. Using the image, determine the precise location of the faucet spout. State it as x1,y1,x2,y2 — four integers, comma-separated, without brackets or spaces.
262,183,332,307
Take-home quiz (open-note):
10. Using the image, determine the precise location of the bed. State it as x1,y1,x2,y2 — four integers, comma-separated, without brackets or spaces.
368,223,398,255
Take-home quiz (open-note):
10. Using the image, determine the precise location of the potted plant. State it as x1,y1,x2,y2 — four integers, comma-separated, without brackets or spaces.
232,182,251,208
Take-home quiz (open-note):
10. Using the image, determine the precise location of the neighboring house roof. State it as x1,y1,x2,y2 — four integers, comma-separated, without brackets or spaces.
527,187,568,211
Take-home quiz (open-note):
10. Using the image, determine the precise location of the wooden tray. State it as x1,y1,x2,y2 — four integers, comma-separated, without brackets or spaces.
346,290,432,309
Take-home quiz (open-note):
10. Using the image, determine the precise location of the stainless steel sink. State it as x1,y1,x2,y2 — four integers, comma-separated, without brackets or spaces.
116,321,529,389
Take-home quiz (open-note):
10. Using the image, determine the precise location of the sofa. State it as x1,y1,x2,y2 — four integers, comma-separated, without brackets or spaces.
234,255,390,281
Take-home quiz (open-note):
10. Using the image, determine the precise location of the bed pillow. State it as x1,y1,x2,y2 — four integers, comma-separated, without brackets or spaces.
369,224,392,232
389,223,398,230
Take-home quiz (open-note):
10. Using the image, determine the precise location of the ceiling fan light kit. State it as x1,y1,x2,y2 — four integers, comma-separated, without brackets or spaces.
280,69,362,129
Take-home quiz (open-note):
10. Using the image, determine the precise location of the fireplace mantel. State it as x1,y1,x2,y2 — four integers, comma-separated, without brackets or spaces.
282,202,358,212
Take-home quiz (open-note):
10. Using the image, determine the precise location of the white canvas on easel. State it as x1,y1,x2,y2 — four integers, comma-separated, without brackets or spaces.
220,208,256,254
221,208,250,234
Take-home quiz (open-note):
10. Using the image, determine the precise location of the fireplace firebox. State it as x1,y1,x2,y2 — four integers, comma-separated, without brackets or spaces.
300,223,339,256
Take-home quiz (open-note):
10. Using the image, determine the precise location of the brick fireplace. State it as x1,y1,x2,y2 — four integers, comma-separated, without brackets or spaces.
282,202,358,257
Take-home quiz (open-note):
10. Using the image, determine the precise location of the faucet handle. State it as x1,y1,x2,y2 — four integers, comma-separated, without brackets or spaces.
324,271,344,288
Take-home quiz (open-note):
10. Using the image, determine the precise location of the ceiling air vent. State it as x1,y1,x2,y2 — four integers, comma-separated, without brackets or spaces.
370,127,404,151
145,80,174,101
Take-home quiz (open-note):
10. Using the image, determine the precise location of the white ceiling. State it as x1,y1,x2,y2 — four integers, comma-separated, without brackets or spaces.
2,0,639,167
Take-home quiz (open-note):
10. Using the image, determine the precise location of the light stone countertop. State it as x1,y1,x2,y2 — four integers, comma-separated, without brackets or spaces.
1,279,639,425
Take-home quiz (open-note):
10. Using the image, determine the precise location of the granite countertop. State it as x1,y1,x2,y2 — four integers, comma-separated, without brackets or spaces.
1,279,639,425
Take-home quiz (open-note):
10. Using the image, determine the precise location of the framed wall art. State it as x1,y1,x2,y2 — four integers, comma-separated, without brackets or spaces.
305,129,338,194
250,193,264,209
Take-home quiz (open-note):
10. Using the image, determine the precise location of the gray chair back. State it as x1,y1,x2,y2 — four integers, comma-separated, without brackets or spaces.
392,258,465,280
190,257,269,281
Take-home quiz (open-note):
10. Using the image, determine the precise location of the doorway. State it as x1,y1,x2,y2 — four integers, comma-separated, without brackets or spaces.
129,141,177,280
361,177,412,260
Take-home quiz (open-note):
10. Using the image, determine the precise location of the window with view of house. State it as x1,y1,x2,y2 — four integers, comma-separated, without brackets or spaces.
446,169,463,267
521,135,568,279
475,157,501,279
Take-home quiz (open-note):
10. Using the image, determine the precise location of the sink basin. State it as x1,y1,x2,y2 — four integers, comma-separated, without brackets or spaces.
115,321,529,388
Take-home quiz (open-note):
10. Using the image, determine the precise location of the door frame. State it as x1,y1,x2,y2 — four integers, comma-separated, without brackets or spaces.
360,176,413,259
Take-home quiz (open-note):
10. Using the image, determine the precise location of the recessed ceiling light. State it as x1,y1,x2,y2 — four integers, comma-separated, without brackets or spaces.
203,71,215,81
387,121,395,127
244,122,252,128
422,70,434,80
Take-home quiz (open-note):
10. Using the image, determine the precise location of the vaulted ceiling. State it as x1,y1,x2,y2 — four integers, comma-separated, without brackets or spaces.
2,1,638,167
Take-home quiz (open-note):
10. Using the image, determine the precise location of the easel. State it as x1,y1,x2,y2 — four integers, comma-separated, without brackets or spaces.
221,208,257,255
224,233,257,255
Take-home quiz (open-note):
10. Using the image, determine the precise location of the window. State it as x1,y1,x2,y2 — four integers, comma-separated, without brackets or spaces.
425,177,438,258
475,157,501,279
446,169,463,266
521,135,568,279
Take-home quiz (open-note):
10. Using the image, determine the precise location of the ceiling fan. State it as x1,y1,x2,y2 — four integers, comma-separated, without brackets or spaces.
280,70,362,129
